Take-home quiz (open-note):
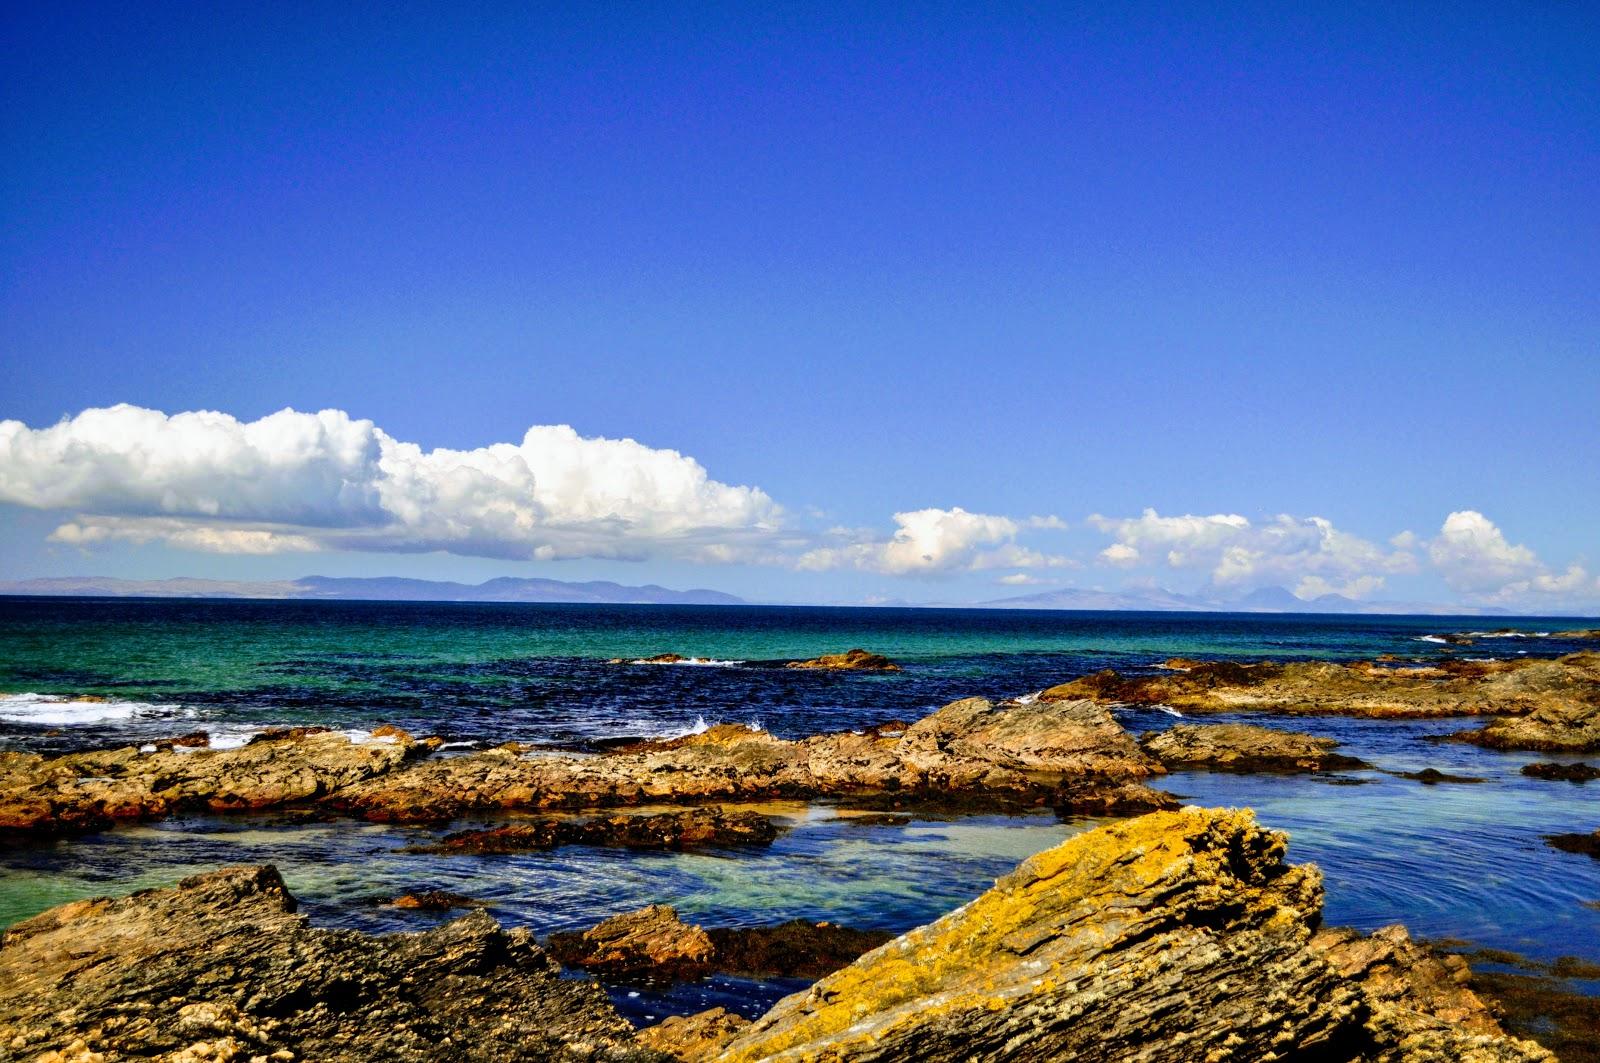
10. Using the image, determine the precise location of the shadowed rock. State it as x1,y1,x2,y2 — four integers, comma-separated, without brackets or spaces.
410,807,781,855
1140,722,1371,773
706,808,1551,1063
0,865,662,1062
1395,767,1486,784
1521,761,1600,782
1545,828,1600,858
638,1009,750,1061
388,890,486,911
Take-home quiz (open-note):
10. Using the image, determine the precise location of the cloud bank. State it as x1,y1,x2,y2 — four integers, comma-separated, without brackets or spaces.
797,507,1071,576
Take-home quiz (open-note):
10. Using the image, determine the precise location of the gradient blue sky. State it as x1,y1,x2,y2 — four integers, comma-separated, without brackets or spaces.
2,3,1597,608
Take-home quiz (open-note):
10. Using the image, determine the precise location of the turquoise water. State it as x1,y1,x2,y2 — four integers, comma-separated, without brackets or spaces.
1,598,1596,1022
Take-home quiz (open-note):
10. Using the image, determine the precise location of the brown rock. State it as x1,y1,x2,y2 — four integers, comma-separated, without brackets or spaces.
1140,722,1371,773
548,904,716,976
1545,829,1600,858
389,890,485,911
410,807,781,855
0,865,663,1062
784,649,901,672
707,920,892,979
637,1009,750,1061
1521,761,1600,782
1396,767,1486,784
711,808,1551,1063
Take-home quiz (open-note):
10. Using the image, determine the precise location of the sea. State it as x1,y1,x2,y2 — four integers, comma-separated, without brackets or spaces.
2,597,1597,1023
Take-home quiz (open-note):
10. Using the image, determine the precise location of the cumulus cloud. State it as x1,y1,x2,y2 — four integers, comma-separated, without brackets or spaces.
1087,508,1415,599
0,405,782,562
798,506,1072,575
1427,510,1597,605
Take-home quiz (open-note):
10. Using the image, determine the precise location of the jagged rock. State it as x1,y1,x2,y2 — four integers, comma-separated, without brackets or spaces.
785,649,901,672
1045,653,1600,727
638,1009,750,1061
410,807,781,854
0,865,663,1062
710,807,1551,1063
0,727,421,834
1521,761,1600,782
1140,722,1371,773
548,905,717,976
331,697,1168,823
1545,829,1600,858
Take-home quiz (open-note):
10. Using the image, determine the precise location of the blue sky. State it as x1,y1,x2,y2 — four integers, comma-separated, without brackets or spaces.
2,3,1597,609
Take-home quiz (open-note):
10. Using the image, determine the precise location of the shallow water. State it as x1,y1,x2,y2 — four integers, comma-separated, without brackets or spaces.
1,598,1597,1022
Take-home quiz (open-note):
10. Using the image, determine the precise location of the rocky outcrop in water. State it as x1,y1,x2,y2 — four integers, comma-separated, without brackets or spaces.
1522,761,1600,782
1046,653,1600,734
410,807,781,854
0,727,421,834
784,649,901,671
330,696,1170,823
1545,828,1600,858
1140,721,1372,773
0,697,1170,836
0,865,662,1062
705,807,1551,1062
549,904,892,981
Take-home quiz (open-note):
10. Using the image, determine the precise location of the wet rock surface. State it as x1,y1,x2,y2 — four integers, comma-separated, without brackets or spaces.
1045,653,1600,730
1544,828,1600,858
1521,760,1600,782
388,890,486,911
637,1009,750,1061
1395,767,1487,784
409,807,782,854
709,807,1550,1063
1140,721,1372,773
0,865,662,1062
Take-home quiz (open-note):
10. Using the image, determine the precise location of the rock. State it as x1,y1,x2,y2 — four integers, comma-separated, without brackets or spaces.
389,890,485,911
712,807,1550,1063
612,653,689,664
1521,761,1600,782
784,649,901,672
410,807,782,855
154,730,212,750
1396,767,1486,784
331,696,1168,823
637,1009,750,1061
551,906,892,982
1139,722,1371,773
1451,659,1600,751
1545,829,1600,858
1045,653,1600,726
0,865,663,1062
0,728,421,834
706,920,893,980
1466,969,1600,1063
549,904,717,976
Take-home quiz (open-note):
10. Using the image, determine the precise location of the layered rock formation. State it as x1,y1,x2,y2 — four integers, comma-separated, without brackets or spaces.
0,727,420,834
0,697,1171,835
0,865,661,1062
708,808,1550,1063
409,807,781,854
549,904,892,980
329,696,1170,823
1140,721,1371,773
1046,653,1600,737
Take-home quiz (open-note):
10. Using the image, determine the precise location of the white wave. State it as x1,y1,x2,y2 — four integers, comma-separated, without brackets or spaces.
203,730,258,750
630,657,744,667
0,692,183,727
1414,635,1449,644
1156,705,1185,718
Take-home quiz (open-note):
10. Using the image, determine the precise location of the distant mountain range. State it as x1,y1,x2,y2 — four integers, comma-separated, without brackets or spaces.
0,575,746,606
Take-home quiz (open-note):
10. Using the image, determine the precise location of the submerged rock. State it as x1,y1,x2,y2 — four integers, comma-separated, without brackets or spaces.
1545,828,1600,858
1521,761,1600,782
0,865,661,1062
1045,652,1600,728
1140,721,1372,773
1395,767,1486,784
708,807,1550,1063
410,807,782,855
784,649,901,671
388,889,486,910
706,920,893,980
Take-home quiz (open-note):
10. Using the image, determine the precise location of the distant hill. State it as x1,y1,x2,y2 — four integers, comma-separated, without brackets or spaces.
0,575,746,606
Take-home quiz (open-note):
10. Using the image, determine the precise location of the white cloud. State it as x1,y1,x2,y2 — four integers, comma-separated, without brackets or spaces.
0,405,782,563
798,506,1072,575
1088,508,1415,598
997,572,1044,586
1427,510,1597,605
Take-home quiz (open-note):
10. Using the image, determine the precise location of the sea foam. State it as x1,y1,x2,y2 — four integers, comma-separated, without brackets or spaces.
0,692,183,727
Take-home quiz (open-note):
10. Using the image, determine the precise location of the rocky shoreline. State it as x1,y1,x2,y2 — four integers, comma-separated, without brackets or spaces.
0,807,1553,1062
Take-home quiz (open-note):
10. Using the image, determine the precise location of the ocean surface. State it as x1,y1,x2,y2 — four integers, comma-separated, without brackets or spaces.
2,597,1598,1023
